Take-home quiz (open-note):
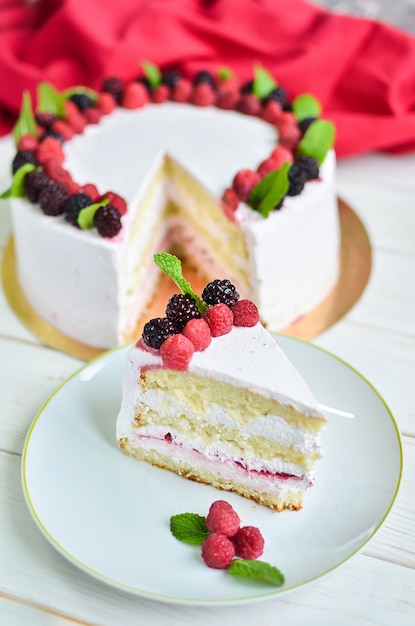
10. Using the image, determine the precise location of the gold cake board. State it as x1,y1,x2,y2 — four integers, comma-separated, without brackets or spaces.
2,199,371,361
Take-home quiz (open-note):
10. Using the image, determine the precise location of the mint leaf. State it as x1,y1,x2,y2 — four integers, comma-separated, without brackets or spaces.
228,559,285,586
292,93,321,122
252,64,277,100
12,91,37,146
248,162,291,218
37,82,65,117
170,513,209,545
296,119,335,166
77,198,109,229
218,66,234,81
61,85,98,104
0,163,36,199
141,60,162,89
153,253,207,314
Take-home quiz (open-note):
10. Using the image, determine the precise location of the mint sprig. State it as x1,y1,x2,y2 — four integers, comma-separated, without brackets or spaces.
218,66,234,81
296,119,335,165
228,559,285,586
61,85,98,103
252,63,277,100
292,93,322,122
248,162,291,218
141,60,162,89
37,81,65,117
153,253,207,314
77,198,109,229
12,91,37,146
0,163,36,199
170,513,209,546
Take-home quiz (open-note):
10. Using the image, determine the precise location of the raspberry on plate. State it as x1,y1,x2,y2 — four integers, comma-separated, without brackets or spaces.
206,500,240,537
232,525,264,560
203,303,233,337
201,533,235,569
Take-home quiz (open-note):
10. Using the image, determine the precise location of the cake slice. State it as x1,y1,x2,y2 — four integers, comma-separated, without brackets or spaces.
116,254,326,511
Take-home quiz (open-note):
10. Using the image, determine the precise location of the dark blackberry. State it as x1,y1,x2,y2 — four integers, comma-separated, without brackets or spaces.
193,70,215,88
102,77,124,104
162,70,181,88
296,156,320,181
25,170,50,203
93,203,122,238
12,150,38,174
262,86,288,107
35,112,57,129
298,117,317,135
142,317,177,349
165,293,201,331
287,162,307,196
240,80,254,94
39,180,69,216
202,279,240,307
135,76,152,93
69,93,94,111
63,193,93,225
282,102,293,112
39,129,64,143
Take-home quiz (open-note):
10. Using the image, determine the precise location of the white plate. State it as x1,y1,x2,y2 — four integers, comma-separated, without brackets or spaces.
21,336,402,605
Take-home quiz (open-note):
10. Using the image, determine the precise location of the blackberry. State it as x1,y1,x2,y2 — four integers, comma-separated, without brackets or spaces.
287,162,307,196
282,101,293,112
166,293,201,331
102,76,124,103
93,203,122,238
202,279,240,307
39,180,69,216
69,93,94,111
35,112,57,129
142,317,177,350
39,129,64,143
63,193,92,225
193,70,215,88
296,156,319,181
162,70,181,88
12,150,38,174
25,170,49,203
240,80,254,94
298,117,317,135
262,86,288,107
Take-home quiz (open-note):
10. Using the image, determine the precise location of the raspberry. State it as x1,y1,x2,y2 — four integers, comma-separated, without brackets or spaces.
52,119,75,141
100,191,127,215
97,92,117,115
277,113,301,151
201,533,235,569
193,70,216,88
65,108,87,134
238,94,261,116
216,91,240,110
39,129,64,144
206,500,240,536
151,84,170,104
39,181,69,216
257,157,279,178
162,70,182,89
83,107,102,124
36,137,64,165
43,160,72,186
202,279,240,307
69,93,94,111
217,76,240,96
63,193,92,225
79,183,100,202
191,83,216,107
183,318,211,351
232,526,264,560
12,150,37,174
298,117,317,135
232,299,259,327
65,179,81,195
171,78,192,103
142,317,177,350
203,303,233,337
165,293,201,331
102,77,124,104
94,204,122,238
262,85,288,107
295,155,319,181
135,76,152,94
25,170,49,202
122,82,149,109
160,334,195,371
232,169,261,202
287,162,307,196
221,188,239,221
17,134,38,152
261,100,283,124
35,112,57,129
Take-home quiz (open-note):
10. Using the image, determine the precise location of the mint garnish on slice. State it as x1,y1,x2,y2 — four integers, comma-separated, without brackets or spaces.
296,119,335,166
141,60,162,89
252,63,277,100
228,559,285,586
248,162,291,218
77,198,109,230
0,163,36,199
154,252,207,314
292,93,322,122
170,513,209,546
61,85,98,104
37,81,66,117
12,91,37,146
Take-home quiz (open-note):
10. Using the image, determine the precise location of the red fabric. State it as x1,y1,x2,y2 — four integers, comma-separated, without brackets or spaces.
2,0,415,157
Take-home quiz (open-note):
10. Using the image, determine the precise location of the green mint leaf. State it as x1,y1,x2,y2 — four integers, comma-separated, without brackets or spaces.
252,63,277,100
218,66,234,81
296,119,335,166
228,559,285,586
292,93,322,122
153,253,207,314
170,513,209,546
77,198,109,229
248,162,291,218
141,60,162,89
37,82,65,117
12,91,37,146
0,163,36,199
61,86,98,104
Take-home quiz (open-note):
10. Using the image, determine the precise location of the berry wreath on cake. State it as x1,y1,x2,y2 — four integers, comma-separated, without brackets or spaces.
1,62,340,350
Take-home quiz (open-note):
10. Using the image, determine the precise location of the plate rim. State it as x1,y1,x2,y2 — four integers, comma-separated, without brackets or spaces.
21,336,403,606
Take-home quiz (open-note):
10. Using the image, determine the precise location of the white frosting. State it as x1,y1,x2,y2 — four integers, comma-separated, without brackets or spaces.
9,103,340,348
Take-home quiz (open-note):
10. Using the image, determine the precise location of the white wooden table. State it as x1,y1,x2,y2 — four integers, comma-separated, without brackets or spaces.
0,136,414,625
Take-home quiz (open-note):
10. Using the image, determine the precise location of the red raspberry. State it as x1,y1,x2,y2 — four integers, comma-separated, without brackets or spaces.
17,134,38,152
122,82,150,109
261,100,283,124
171,78,192,103
206,500,240,536
43,160,72,186
183,318,211,351
52,119,75,141
97,92,117,115
191,83,216,107
257,156,280,178
79,183,100,202
160,334,194,370
270,146,294,167
152,84,170,103
277,112,301,151
216,91,240,110
232,169,261,202
232,299,259,327
63,100,80,117
203,303,233,337
238,94,261,116
232,526,264,560
201,533,235,569
217,77,240,96
83,107,102,124
221,187,239,222
101,191,127,215
37,137,65,165
65,110,87,134
65,178,81,195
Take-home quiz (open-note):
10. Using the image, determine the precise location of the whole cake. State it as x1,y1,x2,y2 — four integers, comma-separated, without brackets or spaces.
2,64,339,349
116,253,326,511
